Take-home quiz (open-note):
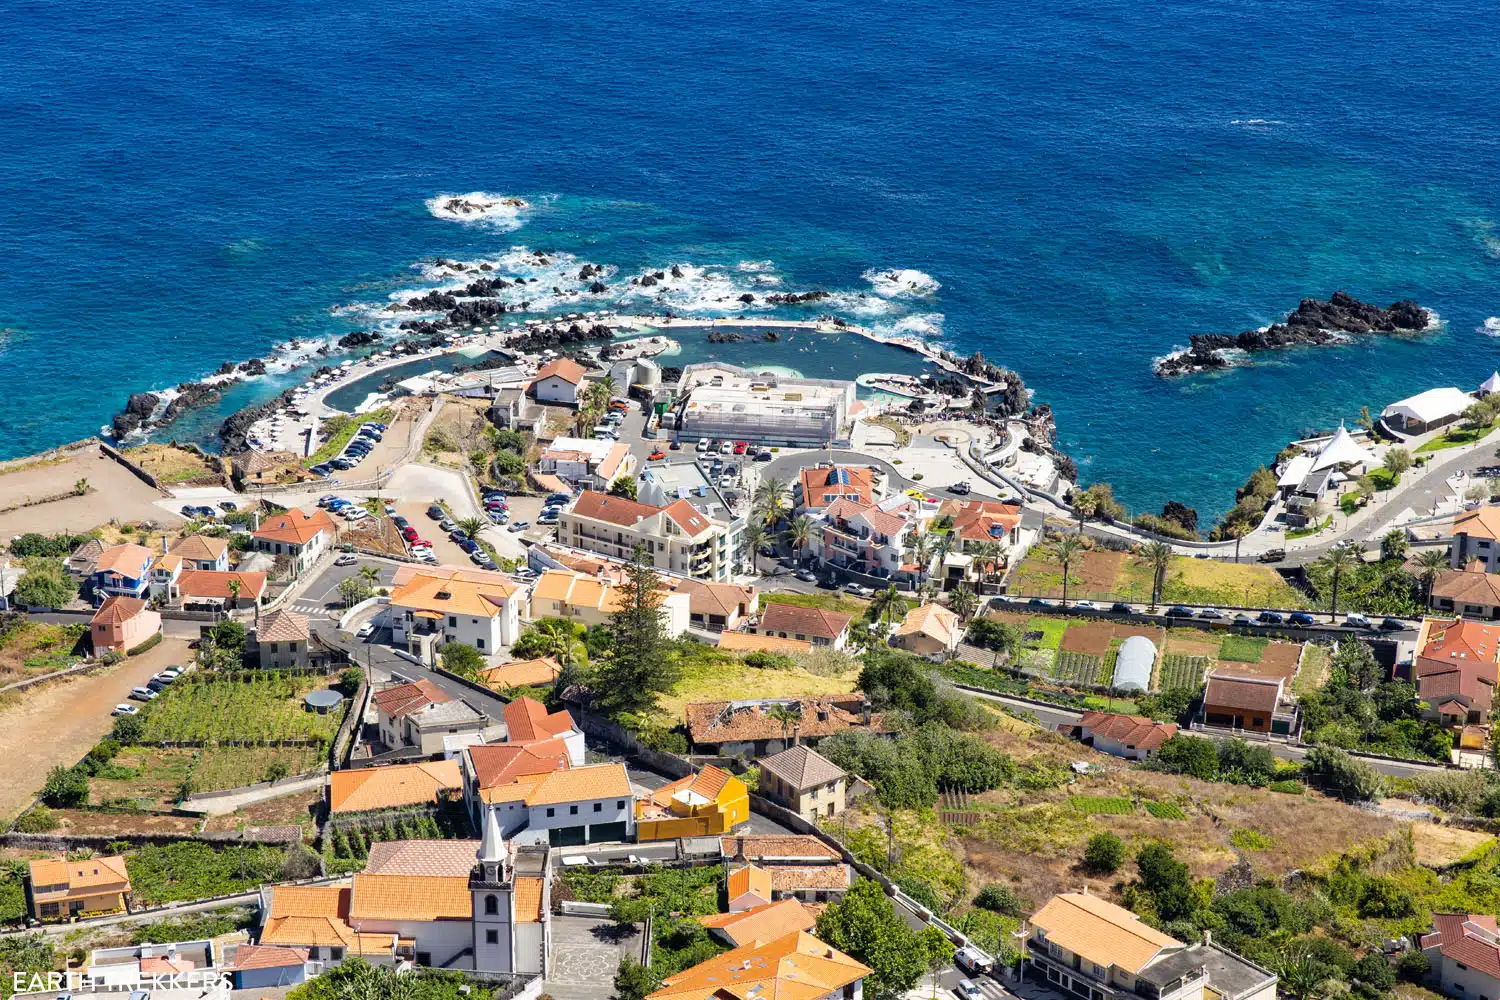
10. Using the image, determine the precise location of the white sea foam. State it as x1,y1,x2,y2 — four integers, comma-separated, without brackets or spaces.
1481,317,1500,336
1229,119,1286,126
874,313,945,340
862,267,941,298
614,264,775,313
736,260,775,273
425,192,530,229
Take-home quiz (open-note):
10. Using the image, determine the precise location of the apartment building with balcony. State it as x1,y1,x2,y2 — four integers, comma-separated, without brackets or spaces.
808,497,919,584
558,490,740,583
1027,891,1275,1000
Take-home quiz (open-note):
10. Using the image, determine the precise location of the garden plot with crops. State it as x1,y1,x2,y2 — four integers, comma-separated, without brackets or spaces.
139,672,338,746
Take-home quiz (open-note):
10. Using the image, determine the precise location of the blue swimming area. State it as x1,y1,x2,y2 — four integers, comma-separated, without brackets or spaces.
2,0,1498,523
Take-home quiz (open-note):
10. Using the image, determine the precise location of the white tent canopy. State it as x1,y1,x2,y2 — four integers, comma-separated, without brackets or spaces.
1277,454,1314,488
1310,422,1377,471
1381,387,1473,427
1481,371,1500,395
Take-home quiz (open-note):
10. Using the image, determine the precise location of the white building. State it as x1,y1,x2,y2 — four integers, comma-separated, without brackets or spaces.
251,508,338,575
536,437,634,491
674,363,855,447
809,496,918,582
1381,387,1474,436
387,565,524,659
1422,913,1500,1000
531,358,589,405
558,490,741,583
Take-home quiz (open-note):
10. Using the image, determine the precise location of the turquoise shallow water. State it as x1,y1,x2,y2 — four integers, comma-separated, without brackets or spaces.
1,0,1497,523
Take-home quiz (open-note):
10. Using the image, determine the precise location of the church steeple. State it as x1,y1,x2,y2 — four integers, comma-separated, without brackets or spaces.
473,806,506,886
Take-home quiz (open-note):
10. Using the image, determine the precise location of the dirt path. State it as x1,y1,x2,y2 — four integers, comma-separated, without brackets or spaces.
0,638,191,822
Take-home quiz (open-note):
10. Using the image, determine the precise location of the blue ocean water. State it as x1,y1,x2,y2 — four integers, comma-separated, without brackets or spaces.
2,0,1497,523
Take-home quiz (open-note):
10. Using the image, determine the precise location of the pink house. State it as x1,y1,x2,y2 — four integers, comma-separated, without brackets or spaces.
90,596,161,653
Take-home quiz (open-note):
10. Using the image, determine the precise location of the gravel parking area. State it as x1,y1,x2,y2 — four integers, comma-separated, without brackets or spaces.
544,915,640,1000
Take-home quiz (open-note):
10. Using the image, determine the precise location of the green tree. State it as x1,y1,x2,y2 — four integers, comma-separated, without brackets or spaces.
14,558,76,609
608,476,638,501
1137,540,1173,610
948,584,979,622
869,586,910,634
918,926,955,999
965,618,1021,661
783,514,815,563
512,618,587,669
338,576,373,608
1150,734,1219,780
1083,831,1126,874
1383,447,1413,477
593,548,676,716
1315,541,1363,621
1379,530,1409,563
815,879,927,1000
441,642,485,679
1136,842,1195,921
1414,548,1449,607
613,957,661,1000
41,765,90,808
754,477,789,528
1049,533,1085,607
973,883,1024,916
742,523,767,573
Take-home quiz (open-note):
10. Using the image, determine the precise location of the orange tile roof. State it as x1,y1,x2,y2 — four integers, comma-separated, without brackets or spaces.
230,945,309,971
894,603,959,645
649,931,869,1000
388,570,518,619
327,760,462,813
253,507,337,545
1077,711,1178,751
674,578,758,618
93,543,154,577
1433,567,1500,608
28,855,130,901
350,873,471,921
1455,506,1500,542
946,499,1023,543
756,603,852,641
152,553,184,574
525,762,632,806
479,657,563,690
257,608,310,643
662,499,712,537
176,569,268,601
170,534,229,562
1415,618,1500,707
728,864,773,902
504,696,576,742
762,865,852,891
646,765,740,813
140,956,196,977
698,899,818,947
717,631,811,655
91,596,150,627
1203,673,1282,714
260,885,397,954
536,357,588,385
364,840,480,877
372,678,452,717
390,563,522,590
515,876,545,923
569,489,665,527
1029,891,1180,975
799,466,874,509
469,739,571,795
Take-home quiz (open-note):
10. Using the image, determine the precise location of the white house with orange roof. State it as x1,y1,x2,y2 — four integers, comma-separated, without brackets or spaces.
504,696,585,765
536,436,635,491
529,567,691,636
796,464,877,513
530,357,590,405
387,565,523,658
647,930,870,1000
1451,506,1500,573
558,490,740,583
251,507,338,574
169,534,230,572
808,496,918,583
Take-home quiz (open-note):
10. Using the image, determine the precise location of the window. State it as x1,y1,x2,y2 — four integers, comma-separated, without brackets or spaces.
486,929,499,945
477,637,485,650
269,642,278,652
594,802,602,812
485,894,499,915
570,804,579,815
546,807,555,817
617,800,625,809
449,616,457,627
330,948,344,960
1457,964,1469,972
417,952,431,967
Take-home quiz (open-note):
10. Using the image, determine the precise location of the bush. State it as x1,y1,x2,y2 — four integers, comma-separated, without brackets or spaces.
973,883,1024,916
338,667,365,696
1083,832,1126,873
126,632,163,656
100,650,125,665
744,651,796,670
1269,780,1305,795
440,642,484,678
15,806,58,832
15,559,77,609
1397,950,1431,982
111,713,145,744
41,765,89,808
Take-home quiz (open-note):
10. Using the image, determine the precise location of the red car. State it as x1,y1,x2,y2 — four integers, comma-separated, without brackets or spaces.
733,441,748,454
401,527,418,541
649,449,666,461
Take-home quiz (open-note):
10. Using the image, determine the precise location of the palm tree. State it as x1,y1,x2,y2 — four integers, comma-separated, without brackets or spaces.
767,703,801,749
869,585,909,634
1224,520,1249,564
457,516,486,539
742,523,767,573
1415,548,1449,609
1380,529,1409,563
972,540,1003,591
934,531,956,589
226,577,241,611
1137,540,1172,610
359,565,379,588
1314,541,1362,621
1049,533,1085,607
755,477,789,529
783,515,814,565
949,584,979,622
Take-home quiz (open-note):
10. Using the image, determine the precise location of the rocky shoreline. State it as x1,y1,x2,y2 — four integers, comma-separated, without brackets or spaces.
1154,292,1431,377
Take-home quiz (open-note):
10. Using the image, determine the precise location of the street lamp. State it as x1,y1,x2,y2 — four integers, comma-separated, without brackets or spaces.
1011,923,1028,983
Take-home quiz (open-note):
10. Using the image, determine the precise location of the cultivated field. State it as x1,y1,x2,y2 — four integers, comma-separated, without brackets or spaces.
139,673,339,745
1010,546,1309,609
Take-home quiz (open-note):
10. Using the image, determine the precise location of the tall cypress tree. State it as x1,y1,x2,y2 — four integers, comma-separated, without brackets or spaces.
595,546,676,715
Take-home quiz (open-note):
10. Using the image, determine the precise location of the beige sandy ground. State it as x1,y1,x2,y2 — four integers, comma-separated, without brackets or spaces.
1412,823,1495,867
0,448,184,537
0,637,192,823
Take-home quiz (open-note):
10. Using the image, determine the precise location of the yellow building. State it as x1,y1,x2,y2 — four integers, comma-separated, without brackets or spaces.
29,855,131,920
636,765,749,841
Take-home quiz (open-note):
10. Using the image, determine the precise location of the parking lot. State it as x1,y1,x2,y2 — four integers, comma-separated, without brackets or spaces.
543,915,641,1000
393,501,473,568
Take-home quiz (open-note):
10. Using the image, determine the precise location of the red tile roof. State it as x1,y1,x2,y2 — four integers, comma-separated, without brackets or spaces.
372,679,452,719
570,490,663,527
756,602,852,641
230,945,309,971
1077,711,1178,751
662,498,712,537
254,507,337,545
176,570,269,601
536,357,588,385
468,739,571,791
91,596,149,626
947,499,1023,543
1203,673,1282,714
799,466,874,509
1422,914,1500,979
504,696,576,743
1416,618,1500,708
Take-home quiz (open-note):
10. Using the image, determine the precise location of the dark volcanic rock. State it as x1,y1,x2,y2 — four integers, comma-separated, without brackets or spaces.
1155,292,1431,376
763,331,779,342
163,382,224,422
764,291,830,305
738,293,755,304
219,387,297,455
707,332,747,343
589,281,608,294
637,274,658,288
216,361,237,376
238,358,268,376
337,330,382,350
670,265,683,279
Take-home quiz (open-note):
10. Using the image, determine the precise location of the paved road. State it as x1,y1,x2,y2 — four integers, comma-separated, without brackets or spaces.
964,688,1447,778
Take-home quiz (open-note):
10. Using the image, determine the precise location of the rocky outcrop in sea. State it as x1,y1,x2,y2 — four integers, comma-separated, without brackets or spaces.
1155,292,1431,376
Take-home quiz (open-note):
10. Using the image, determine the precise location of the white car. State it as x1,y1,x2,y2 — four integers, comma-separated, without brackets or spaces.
356,621,376,639
1344,613,1373,629
696,438,710,452
719,441,733,454
954,980,984,1000
112,704,139,716
129,687,157,702
335,553,358,566
843,583,875,598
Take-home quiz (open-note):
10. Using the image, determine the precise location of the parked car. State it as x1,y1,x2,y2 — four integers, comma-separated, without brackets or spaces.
696,438,710,452
335,553,358,567
161,666,185,680
439,519,457,531
719,441,733,454
1380,617,1407,631
1288,612,1317,627
1233,613,1256,625
949,481,972,495
795,568,819,582
218,500,237,511
649,450,666,461
508,520,530,532
112,704,138,716
1344,613,1372,629
1197,608,1225,619
1256,611,1285,625
1071,600,1097,610
954,981,984,1000
426,505,444,519
844,583,875,597
733,441,747,454
547,493,572,504
1029,597,1053,608
755,451,773,462
393,516,409,528
1258,548,1287,563
1111,602,1133,613
356,621,376,639
1165,605,1196,618
129,687,157,702
180,505,196,517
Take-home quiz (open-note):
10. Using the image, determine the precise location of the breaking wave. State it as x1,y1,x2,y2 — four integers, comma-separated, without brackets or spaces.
862,268,941,298
425,192,530,229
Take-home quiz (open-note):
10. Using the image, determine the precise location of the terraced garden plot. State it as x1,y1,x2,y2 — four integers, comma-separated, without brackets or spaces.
1158,654,1209,691
1023,617,1069,650
138,674,338,745
1144,801,1187,820
1218,634,1268,662
1052,650,1102,686
192,746,323,791
1256,641,1304,679
1060,623,1114,656
1070,796,1134,815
